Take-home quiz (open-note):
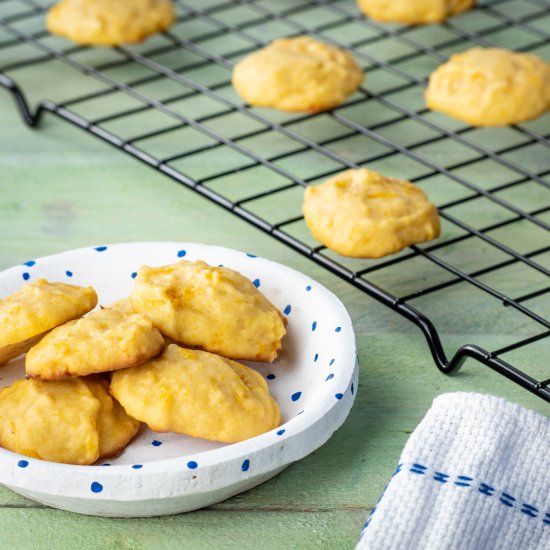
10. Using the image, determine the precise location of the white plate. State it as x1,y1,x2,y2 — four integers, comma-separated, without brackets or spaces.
0,242,358,517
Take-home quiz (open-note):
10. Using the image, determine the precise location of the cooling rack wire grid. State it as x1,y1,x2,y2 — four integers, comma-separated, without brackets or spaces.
0,0,549,401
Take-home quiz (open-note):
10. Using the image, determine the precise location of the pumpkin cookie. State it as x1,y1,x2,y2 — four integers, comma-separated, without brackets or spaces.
87,378,141,459
107,297,135,315
111,345,280,443
26,307,164,380
0,279,97,366
426,48,550,127
232,36,363,112
303,168,440,258
46,0,175,46
357,0,475,24
0,377,139,465
131,260,286,363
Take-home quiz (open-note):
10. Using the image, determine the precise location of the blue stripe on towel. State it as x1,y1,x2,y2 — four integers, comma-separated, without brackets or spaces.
359,461,550,541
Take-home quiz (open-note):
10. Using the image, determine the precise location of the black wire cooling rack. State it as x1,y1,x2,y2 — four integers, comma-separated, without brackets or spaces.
1,0,549,401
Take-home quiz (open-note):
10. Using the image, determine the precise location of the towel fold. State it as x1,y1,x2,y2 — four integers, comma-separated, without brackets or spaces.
357,392,550,550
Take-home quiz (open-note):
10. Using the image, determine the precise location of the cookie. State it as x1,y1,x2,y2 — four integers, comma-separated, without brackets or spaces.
303,168,440,258
87,377,141,459
107,297,135,315
26,307,164,380
0,377,139,465
46,0,175,46
426,48,550,127
110,345,280,443
357,0,475,24
232,36,363,112
131,260,286,363
0,278,97,366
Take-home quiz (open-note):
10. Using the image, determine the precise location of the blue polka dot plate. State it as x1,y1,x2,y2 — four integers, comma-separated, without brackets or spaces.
0,242,358,517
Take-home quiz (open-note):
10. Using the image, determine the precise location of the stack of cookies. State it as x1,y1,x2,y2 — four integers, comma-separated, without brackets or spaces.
0,261,286,465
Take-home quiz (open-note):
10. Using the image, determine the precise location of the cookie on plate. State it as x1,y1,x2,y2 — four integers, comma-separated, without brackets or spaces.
0,377,139,465
426,48,550,127
232,35,363,112
0,278,97,366
303,168,440,258
107,297,135,315
111,345,281,443
46,0,175,46
131,260,286,363
357,0,475,24
87,377,142,459
26,307,164,380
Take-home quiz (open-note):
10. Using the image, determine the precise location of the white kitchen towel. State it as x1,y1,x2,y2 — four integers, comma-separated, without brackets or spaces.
356,392,550,550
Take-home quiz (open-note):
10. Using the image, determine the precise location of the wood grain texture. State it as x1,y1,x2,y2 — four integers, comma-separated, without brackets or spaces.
1,11,549,547
0,509,366,550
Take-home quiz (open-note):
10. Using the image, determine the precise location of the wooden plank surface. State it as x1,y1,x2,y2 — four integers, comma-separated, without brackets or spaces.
1,1,549,546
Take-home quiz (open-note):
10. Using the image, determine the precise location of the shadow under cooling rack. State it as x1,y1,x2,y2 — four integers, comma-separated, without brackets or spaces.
0,0,549,401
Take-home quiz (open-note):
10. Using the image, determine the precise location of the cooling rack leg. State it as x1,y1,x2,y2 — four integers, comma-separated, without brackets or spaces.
0,73,43,127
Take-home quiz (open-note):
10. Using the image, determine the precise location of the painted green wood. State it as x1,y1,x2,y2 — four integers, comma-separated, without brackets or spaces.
0,509,366,550
1,3,549,546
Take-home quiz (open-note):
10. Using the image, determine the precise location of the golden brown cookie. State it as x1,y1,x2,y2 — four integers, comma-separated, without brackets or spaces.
111,345,280,443
26,307,164,380
131,260,286,363
87,377,141,459
0,377,139,465
426,48,550,127
0,278,97,366
357,0,475,24
303,168,440,258
107,297,135,315
46,0,175,46
232,36,363,112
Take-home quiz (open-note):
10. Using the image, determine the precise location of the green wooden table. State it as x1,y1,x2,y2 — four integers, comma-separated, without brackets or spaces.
1,1,549,547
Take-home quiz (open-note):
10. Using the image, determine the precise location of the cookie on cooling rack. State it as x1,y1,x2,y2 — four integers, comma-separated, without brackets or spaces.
131,260,286,363
46,0,175,46
0,278,97,366
232,35,364,112
0,377,140,465
303,168,440,258
357,0,475,24
426,48,550,127
110,344,281,443
26,306,164,380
